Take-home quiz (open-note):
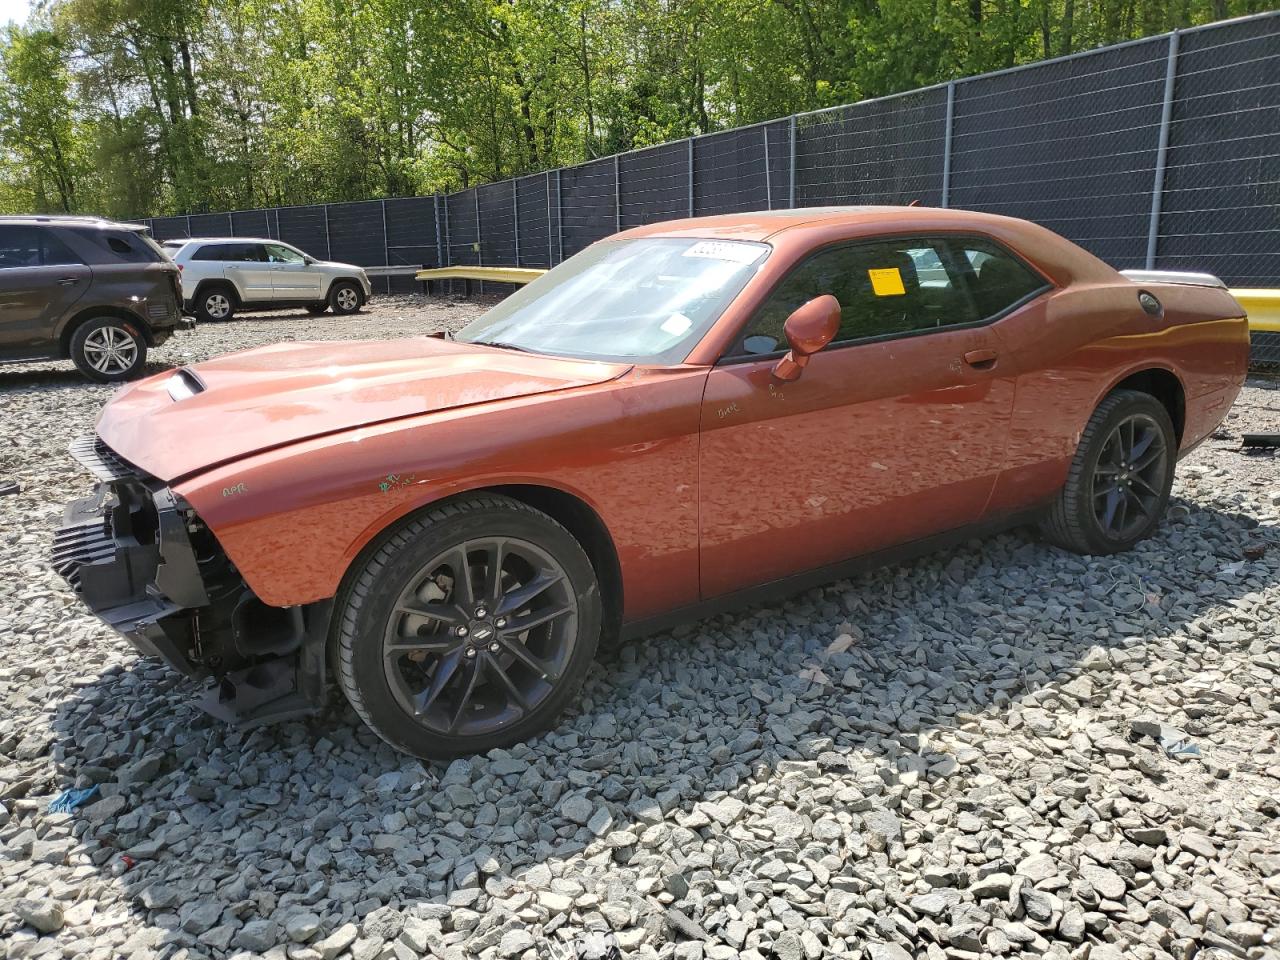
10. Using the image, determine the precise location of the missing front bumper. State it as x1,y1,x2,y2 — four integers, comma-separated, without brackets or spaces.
53,438,330,726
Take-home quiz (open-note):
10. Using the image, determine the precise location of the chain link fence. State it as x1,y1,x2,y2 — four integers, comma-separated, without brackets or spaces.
141,12,1279,364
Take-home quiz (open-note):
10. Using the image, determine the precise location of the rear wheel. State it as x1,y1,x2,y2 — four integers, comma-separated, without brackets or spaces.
196,284,236,323
70,317,147,382
334,494,601,758
329,281,361,315
1040,389,1176,555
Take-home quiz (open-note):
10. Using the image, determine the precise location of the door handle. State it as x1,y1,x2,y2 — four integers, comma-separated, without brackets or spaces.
963,348,998,370
58,277,81,286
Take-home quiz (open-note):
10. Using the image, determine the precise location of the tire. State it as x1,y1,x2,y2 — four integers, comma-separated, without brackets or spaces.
1040,389,1176,555
329,281,362,315
306,303,329,315
70,317,148,383
333,494,602,759
195,284,236,323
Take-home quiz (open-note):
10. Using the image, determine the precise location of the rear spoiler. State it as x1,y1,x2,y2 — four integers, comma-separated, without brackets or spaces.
1120,269,1226,289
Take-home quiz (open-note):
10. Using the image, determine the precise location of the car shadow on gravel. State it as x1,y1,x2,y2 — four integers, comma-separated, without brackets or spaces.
40,497,1277,956
0,361,178,391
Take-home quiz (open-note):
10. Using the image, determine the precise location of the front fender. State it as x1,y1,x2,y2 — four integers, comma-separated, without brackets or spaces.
172,370,706,618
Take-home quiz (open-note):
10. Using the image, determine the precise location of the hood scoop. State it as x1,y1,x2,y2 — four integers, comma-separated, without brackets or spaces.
166,367,208,401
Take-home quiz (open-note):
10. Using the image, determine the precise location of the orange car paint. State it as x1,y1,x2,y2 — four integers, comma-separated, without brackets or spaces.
92,207,1246,624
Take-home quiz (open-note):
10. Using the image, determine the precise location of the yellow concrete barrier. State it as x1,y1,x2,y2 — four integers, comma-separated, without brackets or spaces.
414,266,547,285
1231,288,1280,334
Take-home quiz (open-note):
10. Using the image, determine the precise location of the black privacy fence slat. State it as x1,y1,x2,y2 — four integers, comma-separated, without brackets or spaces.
796,87,948,209
559,158,617,258
1157,15,1280,286
951,36,1171,270
276,206,329,260
514,174,552,269
138,14,1276,360
695,126,772,214
327,200,385,267
230,209,271,239
477,182,516,267
619,142,689,228
190,213,233,237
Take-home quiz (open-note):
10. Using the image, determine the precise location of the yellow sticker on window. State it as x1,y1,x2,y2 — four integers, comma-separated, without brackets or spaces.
868,267,906,296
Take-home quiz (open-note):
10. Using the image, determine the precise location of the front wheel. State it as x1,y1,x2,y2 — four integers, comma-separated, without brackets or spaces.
1040,389,1176,555
70,317,148,382
329,282,362,315
333,494,601,759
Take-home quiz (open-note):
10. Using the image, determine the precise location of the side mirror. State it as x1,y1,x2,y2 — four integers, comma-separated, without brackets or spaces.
772,295,840,382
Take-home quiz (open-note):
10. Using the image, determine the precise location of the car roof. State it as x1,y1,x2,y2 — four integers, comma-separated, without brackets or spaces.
617,205,1033,243
618,204,1117,287
167,236,279,245
0,214,148,231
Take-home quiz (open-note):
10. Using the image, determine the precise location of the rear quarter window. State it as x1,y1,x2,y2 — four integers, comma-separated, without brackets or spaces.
955,238,1049,320
101,232,163,262
192,244,265,261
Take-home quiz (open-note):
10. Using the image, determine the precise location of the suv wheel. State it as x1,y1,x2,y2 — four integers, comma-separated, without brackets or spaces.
70,317,147,383
197,285,236,323
333,494,601,759
330,282,362,315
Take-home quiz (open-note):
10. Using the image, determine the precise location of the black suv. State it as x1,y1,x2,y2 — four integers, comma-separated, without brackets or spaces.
0,216,191,382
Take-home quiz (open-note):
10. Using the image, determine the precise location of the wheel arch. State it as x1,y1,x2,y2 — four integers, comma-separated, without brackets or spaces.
338,483,624,645
59,305,154,355
1104,366,1186,446
327,276,367,303
191,277,241,309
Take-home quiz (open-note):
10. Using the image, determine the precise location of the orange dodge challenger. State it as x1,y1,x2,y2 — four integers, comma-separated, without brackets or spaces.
54,207,1248,758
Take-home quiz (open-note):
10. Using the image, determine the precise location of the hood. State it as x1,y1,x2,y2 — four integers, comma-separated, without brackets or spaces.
97,337,630,481
324,260,367,274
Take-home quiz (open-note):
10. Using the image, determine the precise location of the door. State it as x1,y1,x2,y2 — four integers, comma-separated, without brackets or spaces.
698,236,1017,599
265,243,324,300
0,226,91,359
220,243,275,301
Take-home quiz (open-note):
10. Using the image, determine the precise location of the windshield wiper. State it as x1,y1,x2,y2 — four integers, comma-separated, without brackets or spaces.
469,339,535,354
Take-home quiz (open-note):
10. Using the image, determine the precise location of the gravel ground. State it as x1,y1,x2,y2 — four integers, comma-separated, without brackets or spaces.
1,296,1278,960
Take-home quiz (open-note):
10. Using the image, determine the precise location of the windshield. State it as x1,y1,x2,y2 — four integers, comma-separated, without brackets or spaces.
455,237,769,363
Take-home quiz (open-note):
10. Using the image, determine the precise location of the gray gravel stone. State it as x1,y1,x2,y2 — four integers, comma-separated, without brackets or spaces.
233,919,280,952
315,922,359,959
14,898,63,934
499,928,537,956
559,793,594,826
286,911,323,942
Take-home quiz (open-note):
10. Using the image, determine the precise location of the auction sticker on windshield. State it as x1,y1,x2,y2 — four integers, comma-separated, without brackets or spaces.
661,313,694,336
682,240,767,264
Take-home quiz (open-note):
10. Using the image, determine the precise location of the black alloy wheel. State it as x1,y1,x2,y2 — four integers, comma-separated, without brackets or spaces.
334,494,601,758
382,536,579,736
1091,412,1169,542
1040,389,1177,555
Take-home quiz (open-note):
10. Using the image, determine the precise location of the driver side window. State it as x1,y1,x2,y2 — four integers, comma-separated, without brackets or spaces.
265,243,305,264
734,237,984,355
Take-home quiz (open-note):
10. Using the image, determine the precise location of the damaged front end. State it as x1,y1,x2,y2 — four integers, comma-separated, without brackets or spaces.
52,436,330,726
